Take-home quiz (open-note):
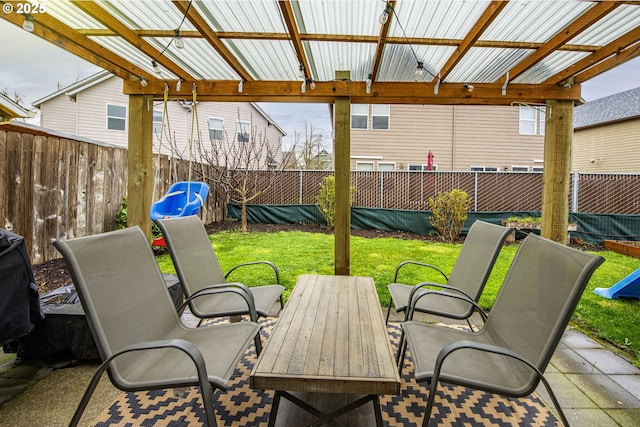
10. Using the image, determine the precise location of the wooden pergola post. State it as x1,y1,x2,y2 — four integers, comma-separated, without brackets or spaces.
541,99,573,244
334,70,351,275
127,94,154,240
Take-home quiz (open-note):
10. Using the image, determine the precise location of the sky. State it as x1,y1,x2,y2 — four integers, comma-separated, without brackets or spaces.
2,17,639,150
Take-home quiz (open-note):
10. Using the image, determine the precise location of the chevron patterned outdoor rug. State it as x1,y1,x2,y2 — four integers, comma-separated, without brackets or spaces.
92,318,559,426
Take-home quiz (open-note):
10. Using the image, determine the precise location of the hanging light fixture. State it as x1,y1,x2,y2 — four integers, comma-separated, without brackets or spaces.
22,15,35,32
173,29,184,49
139,77,148,87
301,79,306,93
415,62,424,78
152,60,161,74
176,79,182,92
298,64,305,79
366,74,372,94
308,79,316,90
238,79,244,93
379,3,392,25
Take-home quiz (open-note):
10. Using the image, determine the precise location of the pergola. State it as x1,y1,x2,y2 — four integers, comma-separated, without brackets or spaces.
3,0,640,275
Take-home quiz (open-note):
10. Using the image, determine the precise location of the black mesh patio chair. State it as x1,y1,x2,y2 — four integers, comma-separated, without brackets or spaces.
155,216,285,326
386,220,512,329
54,227,260,427
401,233,604,426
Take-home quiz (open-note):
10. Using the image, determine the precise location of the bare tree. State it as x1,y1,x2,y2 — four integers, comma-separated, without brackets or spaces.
292,123,330,170
1,87,25,106
196,114,290,232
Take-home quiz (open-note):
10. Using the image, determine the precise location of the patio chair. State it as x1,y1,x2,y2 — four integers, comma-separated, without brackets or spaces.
155,216,285,325
401,233,604,426
386,220,512,329
54,227,260,427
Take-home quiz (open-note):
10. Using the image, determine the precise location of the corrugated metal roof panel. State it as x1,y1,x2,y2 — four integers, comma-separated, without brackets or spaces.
296,0,380,36
96,0,195,31
306,41,376,82
570,4,640,45
481,0,592,42
194,0,286,32
45,0,106,29
446,48,530,83
378,44,455,82
222,39,299,80
513,50,590,84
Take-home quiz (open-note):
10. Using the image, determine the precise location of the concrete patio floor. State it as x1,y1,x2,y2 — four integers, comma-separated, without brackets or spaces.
1,311,639,426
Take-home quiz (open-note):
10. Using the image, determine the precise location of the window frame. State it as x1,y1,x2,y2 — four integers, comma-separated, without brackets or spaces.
106,103,127,131
152,110,163,135
351,104,368,130
208,117,224,140
237,120,250,143
518,106,537,135
371,104,390,130
378,162,395,171
355,161,374,171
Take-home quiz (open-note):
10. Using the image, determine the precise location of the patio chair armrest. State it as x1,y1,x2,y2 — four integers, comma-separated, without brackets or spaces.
180,283,258,321
425,340,542,386
393,260,449,283
70,338,218,427
407,287,488,321
225,260,281,285
407,281,475,306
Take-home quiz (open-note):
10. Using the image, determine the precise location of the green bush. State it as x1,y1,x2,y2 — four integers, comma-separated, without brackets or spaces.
428,189,472,242
315,176,355,229
115,196,162,238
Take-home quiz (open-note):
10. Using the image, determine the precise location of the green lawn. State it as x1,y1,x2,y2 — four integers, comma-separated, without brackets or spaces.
156,230,640,366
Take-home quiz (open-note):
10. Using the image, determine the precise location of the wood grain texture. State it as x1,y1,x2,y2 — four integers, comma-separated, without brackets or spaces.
251,274,401,395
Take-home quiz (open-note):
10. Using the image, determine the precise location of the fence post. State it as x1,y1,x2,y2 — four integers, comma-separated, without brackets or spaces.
299,170,303,204
571,171,579,213
380,172,384,207
474,172,478,212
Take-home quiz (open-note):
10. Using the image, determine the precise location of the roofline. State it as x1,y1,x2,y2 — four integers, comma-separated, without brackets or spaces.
0,93,31,118
31,71,287,136
31,70,114,106
575,114,640,131
1,121,124,149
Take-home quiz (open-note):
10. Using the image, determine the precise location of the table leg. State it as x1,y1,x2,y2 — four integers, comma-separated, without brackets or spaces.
268,391,282,427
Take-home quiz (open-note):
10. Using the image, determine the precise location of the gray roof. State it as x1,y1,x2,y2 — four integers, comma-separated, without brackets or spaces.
574,87,640,129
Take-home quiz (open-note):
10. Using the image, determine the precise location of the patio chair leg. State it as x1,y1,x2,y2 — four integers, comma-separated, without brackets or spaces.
69,359,113,426
538,373,570,426
255,333,263,355
385,299,393,324
422,379,439,427
396,330,407,369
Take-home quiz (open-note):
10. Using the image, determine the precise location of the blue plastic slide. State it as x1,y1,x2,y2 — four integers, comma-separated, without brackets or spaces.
594,267,640,299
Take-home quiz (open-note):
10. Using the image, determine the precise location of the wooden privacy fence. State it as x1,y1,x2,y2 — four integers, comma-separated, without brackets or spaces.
0,124,225,265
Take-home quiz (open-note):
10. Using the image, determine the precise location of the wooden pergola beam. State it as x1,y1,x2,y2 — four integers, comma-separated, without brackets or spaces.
544,27,640,85
278,0,312,79
437,0,508,82
172,0,253,82
0,5,151,81
501,1,621,82
370,0,395,81
574,40,640,84
71,0,194,81
123,79,581,104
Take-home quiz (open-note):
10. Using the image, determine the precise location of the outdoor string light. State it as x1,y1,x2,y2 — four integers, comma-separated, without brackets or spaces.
22,15,34,32
366,74,372,94
238,80,243,93
173,29,184,49
379,2,391,24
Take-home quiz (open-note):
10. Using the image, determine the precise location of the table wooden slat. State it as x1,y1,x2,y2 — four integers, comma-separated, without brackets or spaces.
251,274,401,395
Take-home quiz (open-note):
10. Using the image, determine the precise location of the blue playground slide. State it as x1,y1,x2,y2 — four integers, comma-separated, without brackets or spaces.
594,267,640,299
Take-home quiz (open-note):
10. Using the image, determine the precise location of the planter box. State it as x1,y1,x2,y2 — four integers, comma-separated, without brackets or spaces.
501,220,577,242
603,240,640,259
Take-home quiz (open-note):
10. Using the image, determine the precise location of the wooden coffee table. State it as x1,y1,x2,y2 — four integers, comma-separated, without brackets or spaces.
250,274,401,426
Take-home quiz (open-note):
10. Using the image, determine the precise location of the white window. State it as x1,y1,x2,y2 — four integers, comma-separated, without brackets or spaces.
471,166,499,172
356,161,374,171
209,117,224,140
372,104,389,130
519,106,536,135
237,121,250,142
511,166,529,172
378,162,395,171
351,104,368,129
409,164,427,171
106,104,126,131
153,110,163,135
539,106,546,135
532,166,544,172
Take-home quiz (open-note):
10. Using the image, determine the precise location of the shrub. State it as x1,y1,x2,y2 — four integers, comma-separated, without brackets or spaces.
316,176,355,229
115,196,162,238
428,189,472,242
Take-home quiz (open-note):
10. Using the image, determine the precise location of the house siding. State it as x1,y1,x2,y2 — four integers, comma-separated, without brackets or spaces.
573,119,640,172
38,75,284,165
350,104,545,171
39,95,78,135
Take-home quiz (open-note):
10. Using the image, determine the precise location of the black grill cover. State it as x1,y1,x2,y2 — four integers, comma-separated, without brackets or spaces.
0,229,44,345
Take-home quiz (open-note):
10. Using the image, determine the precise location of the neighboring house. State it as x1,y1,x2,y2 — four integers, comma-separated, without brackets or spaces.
0,92,31,122
33,71,286,167
573,87,640,173
349,103,546,172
